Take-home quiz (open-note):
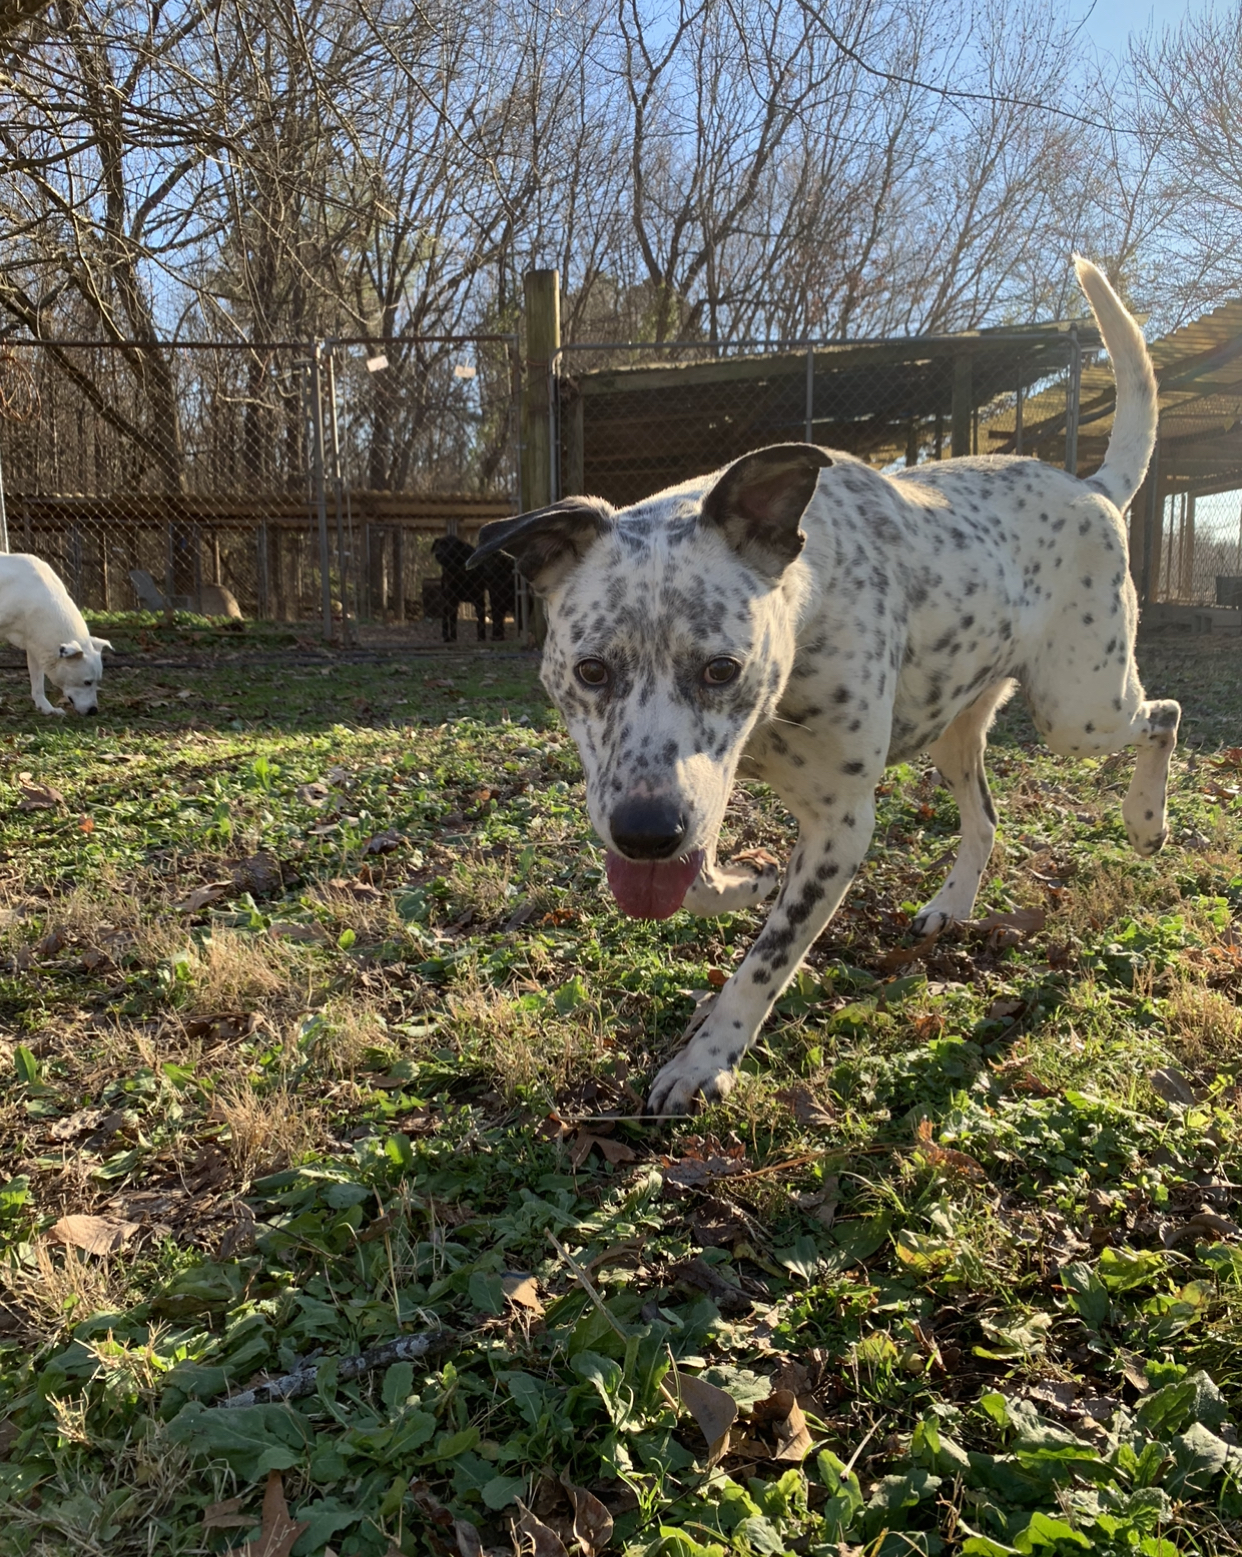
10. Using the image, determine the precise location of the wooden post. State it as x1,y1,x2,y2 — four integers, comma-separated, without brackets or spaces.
521,268,560,645
951,355,972,459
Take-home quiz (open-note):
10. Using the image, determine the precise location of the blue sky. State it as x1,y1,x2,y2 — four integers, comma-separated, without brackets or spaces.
1074,0,1212,60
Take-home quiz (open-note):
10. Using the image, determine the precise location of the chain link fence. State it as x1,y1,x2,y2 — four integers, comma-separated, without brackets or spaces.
0,337,521,632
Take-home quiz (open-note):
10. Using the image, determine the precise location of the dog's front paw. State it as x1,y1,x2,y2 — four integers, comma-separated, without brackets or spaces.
35,703,65,718
910,904,956,937
683,849,780,917
648,1044,737,1116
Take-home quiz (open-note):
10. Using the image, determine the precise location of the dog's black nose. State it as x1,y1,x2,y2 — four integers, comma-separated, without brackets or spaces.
84,705,98,716
610,799,688,860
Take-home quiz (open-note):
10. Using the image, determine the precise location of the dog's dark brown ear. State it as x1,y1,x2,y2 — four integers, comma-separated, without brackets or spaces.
701,444,832,578
469,497,613,593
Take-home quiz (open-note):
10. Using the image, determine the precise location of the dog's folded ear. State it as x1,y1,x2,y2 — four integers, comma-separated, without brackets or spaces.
469,497,613,592
58,641,85,660
90,637,114,653
701,443,832,578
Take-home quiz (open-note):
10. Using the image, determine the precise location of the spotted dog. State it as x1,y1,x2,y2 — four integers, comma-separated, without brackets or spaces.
470,260,1178,1114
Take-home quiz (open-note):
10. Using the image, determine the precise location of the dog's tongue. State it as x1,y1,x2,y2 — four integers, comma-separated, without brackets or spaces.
605,850,703,920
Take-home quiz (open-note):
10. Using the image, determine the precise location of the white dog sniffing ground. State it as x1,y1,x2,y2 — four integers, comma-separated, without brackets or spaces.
0,554,112,715
471,258,1178,1114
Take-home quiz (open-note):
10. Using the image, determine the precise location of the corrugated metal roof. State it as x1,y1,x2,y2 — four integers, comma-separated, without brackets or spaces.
984,294,1242,489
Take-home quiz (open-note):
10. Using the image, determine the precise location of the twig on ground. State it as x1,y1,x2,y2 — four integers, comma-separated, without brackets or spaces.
217,1329,452,1408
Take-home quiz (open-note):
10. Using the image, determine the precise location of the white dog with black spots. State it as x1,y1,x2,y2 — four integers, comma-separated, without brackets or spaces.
471,259,1178,1114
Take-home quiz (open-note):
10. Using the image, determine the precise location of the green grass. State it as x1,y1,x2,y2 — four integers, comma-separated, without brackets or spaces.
0,629,1240,1556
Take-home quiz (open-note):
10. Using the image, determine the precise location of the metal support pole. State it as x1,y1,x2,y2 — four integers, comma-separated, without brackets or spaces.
804,346,814,443
0,442,9,553
326,347,351,644
1015,377,1024,457
1064,326,1081,474
306,346,333,641
1139,437,1159,608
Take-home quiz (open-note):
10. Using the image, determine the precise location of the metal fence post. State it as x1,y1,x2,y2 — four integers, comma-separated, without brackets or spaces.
305,345,333,642
0,441,9,553
804,346,814,443
1064,325,1081,474
325,345,352,644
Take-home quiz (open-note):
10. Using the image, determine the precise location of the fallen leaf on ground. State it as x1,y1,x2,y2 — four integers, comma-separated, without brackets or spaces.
985,997,1024,1020
558,1474,613,1556
184,1011,262,1043
514,1499,569,1557
363,828,404,855
179,882,232,913
688,1198,751,1247
33,927,67,958
502,1273,544,1313
749,1388,814,1461
675,1371,738,1464
969,907,1046,948
455,1519,485,1557
876,925,943,971
238,1470,308,1557
216,1201,258,1260
914,1119,987,1181
18,783,64,810
230,853,282,898
569,1131,637,1169
673,1255,752,1312
776,1084,835,1127
49,1214,139,1257
1150,1066,1197,1106
203,1495,252,1531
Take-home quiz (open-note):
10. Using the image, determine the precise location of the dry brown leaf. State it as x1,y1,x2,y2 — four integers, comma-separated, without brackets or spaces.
750,1389,814,1462
914,1119,987,1182
48,1108,106,1142
184,1011,262,1043
179,881,231,913
33,927,67,958
970,907,1046,948
877,924,943,972
0,1418,18,1461
985,997,1024,1021
363,828,404,856
215,1201,258,1260
49,1214,139,1257
239,1470,309,1557
203,1494,252,1531
502,1273,544,1313
570,1131,637,1169
559,1474,614,1556
1150,1067,1197,1106
18,783,64,811
776,1085,835,1127
675,1371,738,1465
514,1499,570,1557
455,1519,485,1557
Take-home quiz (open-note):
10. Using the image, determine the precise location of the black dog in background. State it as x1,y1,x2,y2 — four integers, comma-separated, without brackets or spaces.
431,536,516,641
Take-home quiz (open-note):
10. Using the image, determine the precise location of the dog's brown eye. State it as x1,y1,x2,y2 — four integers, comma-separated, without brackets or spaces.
575,658,610,688
703,657,741,687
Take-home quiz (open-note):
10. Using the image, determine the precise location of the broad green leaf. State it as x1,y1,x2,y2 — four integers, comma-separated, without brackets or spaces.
1097,1246,1164,1292
164,1401,314,1478
1060,1262,1110,1329
382,1362,413,1413
468,1271,505,1315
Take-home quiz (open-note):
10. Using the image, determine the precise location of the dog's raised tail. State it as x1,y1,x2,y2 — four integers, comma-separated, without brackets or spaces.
1074,256,1157,513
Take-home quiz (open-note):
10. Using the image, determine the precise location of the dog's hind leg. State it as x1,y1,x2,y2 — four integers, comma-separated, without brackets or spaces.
912,679,1016,935
1027,648,1180,858
682,847,780,916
